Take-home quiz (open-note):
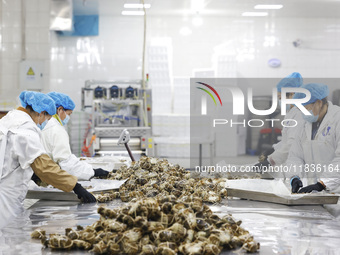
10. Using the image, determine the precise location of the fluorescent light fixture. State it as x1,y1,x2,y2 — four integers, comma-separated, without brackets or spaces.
124,3,151,9
121,10,145,15
191,0,205,11
242,12,268,17
254,5,283,9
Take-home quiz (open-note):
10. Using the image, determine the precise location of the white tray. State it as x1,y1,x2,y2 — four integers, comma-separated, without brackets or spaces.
227,188,339,205
26,179,127,201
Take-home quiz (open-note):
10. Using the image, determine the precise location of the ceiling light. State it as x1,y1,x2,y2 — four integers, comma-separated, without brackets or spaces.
122,11,145,16
124,4,151,9
254,5,283,10
242,12,268,17
191,0,205,11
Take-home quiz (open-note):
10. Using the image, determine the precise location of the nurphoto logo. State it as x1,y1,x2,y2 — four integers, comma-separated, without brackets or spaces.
196,81,313,128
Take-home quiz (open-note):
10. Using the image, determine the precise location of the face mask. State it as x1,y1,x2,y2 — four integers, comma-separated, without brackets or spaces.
37,118,48,130
61,113,70,126
303,104,319,123
303,110,319,123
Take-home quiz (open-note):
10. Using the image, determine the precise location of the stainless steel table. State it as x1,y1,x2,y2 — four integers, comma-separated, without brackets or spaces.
1,198,340,255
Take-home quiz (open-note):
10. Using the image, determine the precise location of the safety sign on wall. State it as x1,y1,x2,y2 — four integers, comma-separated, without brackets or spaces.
26,67,35,80
20,60,44,90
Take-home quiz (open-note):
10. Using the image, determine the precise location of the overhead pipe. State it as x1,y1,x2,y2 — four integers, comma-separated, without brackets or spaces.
141,0,148,127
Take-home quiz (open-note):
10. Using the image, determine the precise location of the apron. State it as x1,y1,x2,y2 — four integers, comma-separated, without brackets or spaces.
0,125,32,229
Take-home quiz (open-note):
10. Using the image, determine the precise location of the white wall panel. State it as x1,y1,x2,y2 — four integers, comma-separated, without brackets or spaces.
1,0,340,112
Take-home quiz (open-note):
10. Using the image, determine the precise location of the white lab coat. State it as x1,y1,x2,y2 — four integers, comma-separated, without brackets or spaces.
286,102,340,191
269,106,306,166
0,110,45,229
41,117,94,181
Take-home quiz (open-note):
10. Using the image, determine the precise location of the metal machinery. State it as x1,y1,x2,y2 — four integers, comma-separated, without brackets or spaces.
81,80,153,157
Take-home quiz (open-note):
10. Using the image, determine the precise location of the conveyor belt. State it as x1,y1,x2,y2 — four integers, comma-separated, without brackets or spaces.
1,198,340,254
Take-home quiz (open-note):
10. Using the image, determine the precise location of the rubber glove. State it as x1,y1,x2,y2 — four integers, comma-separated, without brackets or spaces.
31,173,48,187
298,182,325,193
94,168,110,178
73,183,96,203
291,176,303,193
31,173,42,185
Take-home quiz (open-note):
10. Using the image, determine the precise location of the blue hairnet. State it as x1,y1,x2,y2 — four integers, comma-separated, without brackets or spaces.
276,72,303,92
47,92,75,110
293,83,329,105
19,91,56,115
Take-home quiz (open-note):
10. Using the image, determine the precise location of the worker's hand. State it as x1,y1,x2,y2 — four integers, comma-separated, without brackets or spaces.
298,182,325,193
31,173,48,187
73,183,97,203
253,159,270,172
31,173,42,185
94,168,110,178
259,148,275,162
290,176,303,193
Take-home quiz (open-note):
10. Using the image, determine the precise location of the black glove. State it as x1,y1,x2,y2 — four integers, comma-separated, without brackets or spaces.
31,173,42,185
298,182,325,193
73,183,97,203
31,173,48,187
291,176,303,193
259,148,275,161
253,159,270,172
94,168,110,178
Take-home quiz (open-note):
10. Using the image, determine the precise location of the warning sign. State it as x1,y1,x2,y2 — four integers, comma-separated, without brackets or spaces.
20,60,44,89
27,67,35,76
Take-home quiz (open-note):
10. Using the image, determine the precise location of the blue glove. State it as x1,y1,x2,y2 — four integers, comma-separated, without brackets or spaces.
298,182,325,193
290,176,303,193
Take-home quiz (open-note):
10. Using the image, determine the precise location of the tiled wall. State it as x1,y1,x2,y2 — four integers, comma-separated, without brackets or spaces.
1,0,340,158
0,0,51,104
1,1,340,105
49,16,145,109
0,0,21,101
48,15,340,110
1,1,340,117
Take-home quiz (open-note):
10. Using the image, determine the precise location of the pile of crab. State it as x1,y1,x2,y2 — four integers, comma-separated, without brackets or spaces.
94,156,228,203
31,195,259,254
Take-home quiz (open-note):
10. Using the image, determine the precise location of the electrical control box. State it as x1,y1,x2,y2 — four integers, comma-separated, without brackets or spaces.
20,60,44,91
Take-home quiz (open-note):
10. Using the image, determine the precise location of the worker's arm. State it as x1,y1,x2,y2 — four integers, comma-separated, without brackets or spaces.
261,125,305,183
46,124,72,163
31,154,96,202
321,116,340,191
31,154,77,192
285,128,306,173
269,111,306,166
59,155,110,180
269,124,301,166
59,154,95,181
42,121,98,181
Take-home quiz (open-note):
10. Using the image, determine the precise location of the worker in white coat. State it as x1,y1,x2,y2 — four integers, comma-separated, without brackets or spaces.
40,92,109,181
287,83,340,194
254,72,305,170
0,91,96,229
